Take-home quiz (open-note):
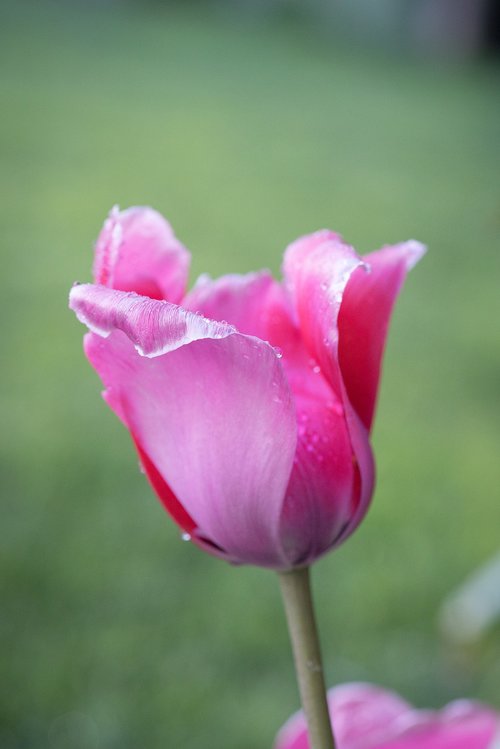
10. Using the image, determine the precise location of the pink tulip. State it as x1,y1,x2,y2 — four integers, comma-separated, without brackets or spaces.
274,683,499,749
70,206,425,569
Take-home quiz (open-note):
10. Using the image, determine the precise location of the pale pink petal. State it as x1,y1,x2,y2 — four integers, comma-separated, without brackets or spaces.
338,241,426,431
93,206,190,303
274,683,499,749
70,284,236,356
183,270,363,564
132,438,234,563
69,284,297,568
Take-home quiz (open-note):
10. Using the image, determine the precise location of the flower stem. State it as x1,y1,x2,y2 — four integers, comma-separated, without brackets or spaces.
278,566,335,749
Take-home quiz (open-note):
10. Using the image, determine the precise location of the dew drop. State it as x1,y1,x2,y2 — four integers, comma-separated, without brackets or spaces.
274,347,283,359
312,365,321,374
181,532,191,542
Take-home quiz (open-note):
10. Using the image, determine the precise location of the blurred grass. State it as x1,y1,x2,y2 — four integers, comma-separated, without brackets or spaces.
1,1,499,747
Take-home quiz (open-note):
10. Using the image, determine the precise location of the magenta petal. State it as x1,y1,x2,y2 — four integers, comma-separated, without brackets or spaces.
93,206,190,302
278,376,357,564
70,284,297,568
282,232,374,556
283,230,365,396
274,683,499,749
338,240,426,431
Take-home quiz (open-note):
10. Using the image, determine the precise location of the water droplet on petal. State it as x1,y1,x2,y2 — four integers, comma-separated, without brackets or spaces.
312,365,321,374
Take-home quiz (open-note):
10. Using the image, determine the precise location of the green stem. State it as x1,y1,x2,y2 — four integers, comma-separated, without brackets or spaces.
278,566,336,749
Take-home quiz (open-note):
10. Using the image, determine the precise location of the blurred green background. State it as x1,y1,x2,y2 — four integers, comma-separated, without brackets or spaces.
1,1,499,747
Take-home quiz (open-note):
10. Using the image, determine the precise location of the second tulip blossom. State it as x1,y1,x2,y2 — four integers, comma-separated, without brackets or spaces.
70,206,425,569
274,682,500,749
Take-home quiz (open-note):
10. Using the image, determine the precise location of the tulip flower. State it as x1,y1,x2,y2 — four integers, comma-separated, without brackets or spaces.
70,206,425,749
274,682,500,749
70,205,424,570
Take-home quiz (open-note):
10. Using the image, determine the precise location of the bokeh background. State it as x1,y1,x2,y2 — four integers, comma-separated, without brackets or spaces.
1,1,499,747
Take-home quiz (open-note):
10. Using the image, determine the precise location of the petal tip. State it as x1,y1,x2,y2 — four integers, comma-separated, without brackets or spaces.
402,239,427,270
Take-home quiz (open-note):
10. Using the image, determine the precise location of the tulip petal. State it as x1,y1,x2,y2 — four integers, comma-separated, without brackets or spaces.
70,284,297,568
274,683,499,749
282,232,375,556
183,270,277,336
93,206,190,303
338,241,426,431
283,230,365,397
70,283,236,356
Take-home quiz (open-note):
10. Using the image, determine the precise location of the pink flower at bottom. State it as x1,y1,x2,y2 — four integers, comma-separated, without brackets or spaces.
70,206,425,570
274,683,499,749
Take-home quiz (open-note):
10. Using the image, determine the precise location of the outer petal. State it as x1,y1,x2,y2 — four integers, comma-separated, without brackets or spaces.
283,232,375,553
69,284,297,568
183,270,359,565
70,283,235,357
274,683,499,749
282,230,365,397
93,206,190,303
338,241,426,431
